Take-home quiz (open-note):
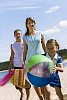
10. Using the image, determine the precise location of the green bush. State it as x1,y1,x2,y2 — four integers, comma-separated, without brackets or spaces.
0,61,14,71
58,49,67,60
0,49,67,71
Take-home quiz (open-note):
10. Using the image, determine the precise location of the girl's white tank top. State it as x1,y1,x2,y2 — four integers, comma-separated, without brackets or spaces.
12,41,24,67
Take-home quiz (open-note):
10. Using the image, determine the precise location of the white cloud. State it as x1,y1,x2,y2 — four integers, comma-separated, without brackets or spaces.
0,46,10,52
0,6,40,12
45,5,60,14
59,20,67,27
64,45,67,49
0,1,40,12
43,27,60,34
43,19,67,35
0,1,34,7
0,46,10,62
60,44,67,49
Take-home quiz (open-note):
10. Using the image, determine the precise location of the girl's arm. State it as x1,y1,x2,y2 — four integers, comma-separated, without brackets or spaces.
23,40,28,65
53,64,64,72
41,34,47,53
9,44,14,71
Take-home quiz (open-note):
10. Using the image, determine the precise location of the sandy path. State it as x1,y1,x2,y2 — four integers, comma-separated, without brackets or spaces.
0,67,67,100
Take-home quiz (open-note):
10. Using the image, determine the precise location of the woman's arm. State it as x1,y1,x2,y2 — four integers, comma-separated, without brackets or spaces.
41,34,47,53
23,40,28,64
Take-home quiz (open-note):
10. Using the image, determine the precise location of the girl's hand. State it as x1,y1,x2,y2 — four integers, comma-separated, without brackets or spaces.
22,61,25,69
22,65,24,69
8,66,11,73
52,64,56,73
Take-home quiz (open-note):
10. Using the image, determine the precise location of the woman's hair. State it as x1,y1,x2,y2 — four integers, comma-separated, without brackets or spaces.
46,39,59,50
25,17,36,35
14,29,21,36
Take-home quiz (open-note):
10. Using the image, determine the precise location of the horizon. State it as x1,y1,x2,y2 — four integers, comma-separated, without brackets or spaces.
0,49,67,63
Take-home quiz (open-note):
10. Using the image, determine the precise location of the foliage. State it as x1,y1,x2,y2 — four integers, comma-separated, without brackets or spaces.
0,61,13,71
58,49,67,60
0,49,67,71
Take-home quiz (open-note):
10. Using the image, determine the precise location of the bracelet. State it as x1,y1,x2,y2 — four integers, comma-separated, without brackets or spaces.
23,61,25,64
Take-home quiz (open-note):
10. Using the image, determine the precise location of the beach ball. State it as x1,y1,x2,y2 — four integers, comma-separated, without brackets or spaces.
26,55,54,87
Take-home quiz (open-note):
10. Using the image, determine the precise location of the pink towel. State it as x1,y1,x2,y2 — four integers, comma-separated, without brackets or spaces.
0,70,14,86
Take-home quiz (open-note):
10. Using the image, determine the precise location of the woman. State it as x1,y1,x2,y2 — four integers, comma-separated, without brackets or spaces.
23,17,47,100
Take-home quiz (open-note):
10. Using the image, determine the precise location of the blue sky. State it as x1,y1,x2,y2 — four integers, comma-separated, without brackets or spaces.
0,0,67,62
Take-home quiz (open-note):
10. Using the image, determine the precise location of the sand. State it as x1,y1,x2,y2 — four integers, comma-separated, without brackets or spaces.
0,67,67,100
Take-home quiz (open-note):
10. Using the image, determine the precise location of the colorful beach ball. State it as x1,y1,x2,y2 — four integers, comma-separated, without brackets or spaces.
26,55,54,87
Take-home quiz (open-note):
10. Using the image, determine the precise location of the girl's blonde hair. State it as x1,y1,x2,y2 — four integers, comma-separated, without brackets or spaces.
46,39,59,50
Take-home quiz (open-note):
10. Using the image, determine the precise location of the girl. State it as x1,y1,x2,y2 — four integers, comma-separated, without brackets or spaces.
9,29,31,100
43,39,64,100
